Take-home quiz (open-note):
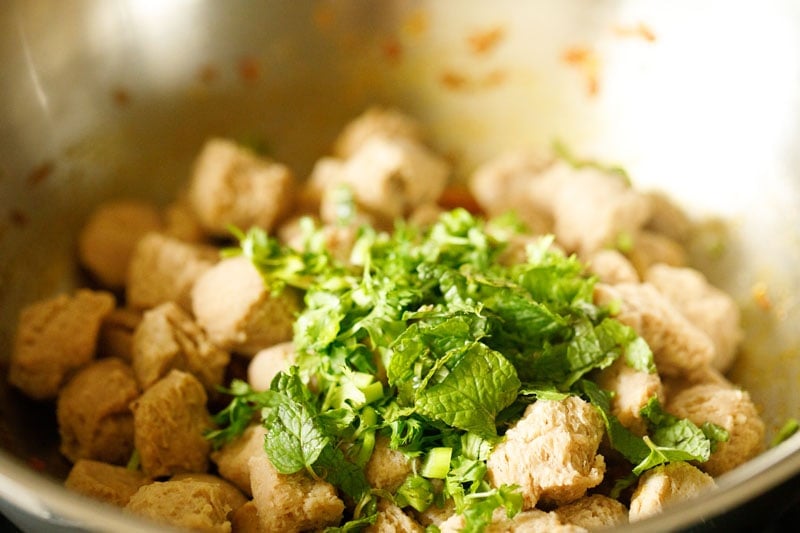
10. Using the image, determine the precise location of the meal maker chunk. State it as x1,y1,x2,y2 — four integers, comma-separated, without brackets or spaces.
132,301,230,392
628,462,715,522
78,199,163,289
57,357,139,464
125,476,246,533
64,459,150,508
248,453,345,533
8,289,114,400
487,396,606,509
126,232,218,311
188,138,295,237
130,369,213,478
191,255,300,356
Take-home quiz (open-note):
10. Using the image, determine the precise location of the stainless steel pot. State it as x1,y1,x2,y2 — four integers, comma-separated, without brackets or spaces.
1,1,799,531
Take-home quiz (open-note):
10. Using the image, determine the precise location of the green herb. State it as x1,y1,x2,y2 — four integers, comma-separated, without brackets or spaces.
125,449,140,472
579,380,650,466
237,134,271,157
771,418,800,447
206,379,271,449
395,475,436,512
210,209,721,531
260,369,331,475
459,485,523,533
553,139,631,185
635,397,729,475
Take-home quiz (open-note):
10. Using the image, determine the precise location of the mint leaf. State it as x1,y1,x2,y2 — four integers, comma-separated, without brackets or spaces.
580,379,649,465
415,343,520,438
388,313,489,405
315,445,371,501
632,396,728,475
482,283,568,344
262,370,329,474
624,336,656,373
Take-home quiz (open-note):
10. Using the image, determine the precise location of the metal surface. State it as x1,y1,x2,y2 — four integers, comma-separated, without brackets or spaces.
1,0,799,530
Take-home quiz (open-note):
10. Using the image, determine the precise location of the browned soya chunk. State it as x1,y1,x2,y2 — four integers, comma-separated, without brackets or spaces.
126,232,218,312
188,138,295,237
553,494,629,529
646,263,743,373
125,476,247,532
313,135,449,224
487,396,606,510
668,383,764,477
629,462,715,521
57,358,140,464
192,256,300,357
594,282,715,379
132,301,230,392
130,370,213,478
248,454,345,532
65,459,150,507
9,289,115,400
78,199,163,289
333,106,424,159
211,424,267,497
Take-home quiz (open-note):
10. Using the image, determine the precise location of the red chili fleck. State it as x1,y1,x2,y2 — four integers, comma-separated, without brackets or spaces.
562,45,601,96
467,26,506,55
238,56,261,83
9,209,29,227
27,160,54,187
438,185,483,215
440,70,469,91
111,87,131,107
27,456,46,472
382,37,404,65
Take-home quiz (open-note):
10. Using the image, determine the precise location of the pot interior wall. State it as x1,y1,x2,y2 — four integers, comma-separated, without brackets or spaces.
1,0,799,507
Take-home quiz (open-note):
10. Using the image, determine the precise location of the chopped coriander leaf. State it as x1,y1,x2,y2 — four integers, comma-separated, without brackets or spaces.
206,379,272,449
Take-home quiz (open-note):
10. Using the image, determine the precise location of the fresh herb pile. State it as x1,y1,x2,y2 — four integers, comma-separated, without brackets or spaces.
208,209,727,532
